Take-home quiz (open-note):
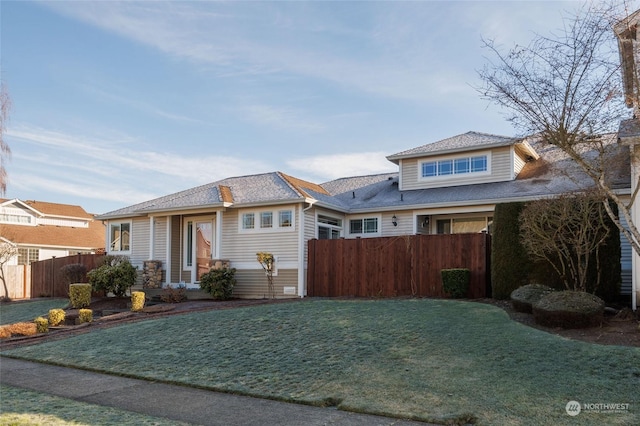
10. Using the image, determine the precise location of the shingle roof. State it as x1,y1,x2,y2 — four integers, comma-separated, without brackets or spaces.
386,131,519,163
322,134,630,212
98,172,315,218
98,132,632,219
1,221,105,250
0,199,95,218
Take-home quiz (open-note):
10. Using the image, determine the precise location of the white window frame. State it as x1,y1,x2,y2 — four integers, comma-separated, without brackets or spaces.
109,221,132,253
183,216,216,274
347,215,381,237
419,151,491,182
238,208,295,233
317,213,343,239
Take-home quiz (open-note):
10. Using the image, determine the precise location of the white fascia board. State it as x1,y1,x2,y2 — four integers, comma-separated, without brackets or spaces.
230,198,307,210
3,199,44,217
386,141,516,163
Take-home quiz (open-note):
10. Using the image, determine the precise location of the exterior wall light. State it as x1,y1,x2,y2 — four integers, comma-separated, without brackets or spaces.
392,215,398,226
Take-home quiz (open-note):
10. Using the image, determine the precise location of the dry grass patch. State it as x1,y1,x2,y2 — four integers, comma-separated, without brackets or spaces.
0,322,37,339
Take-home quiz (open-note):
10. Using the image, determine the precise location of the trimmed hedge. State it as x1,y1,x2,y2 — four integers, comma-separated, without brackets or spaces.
532,291,605,329
441,268,470,298
491,202,530,299
131,291,145,312
69,283,92,308
510,284,555,313
200,267,236,300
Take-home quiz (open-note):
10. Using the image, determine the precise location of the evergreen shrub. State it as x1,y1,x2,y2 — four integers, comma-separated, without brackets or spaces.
69,283,92,308
491,202,530,299
533,291,605,329
510,284,555,313
200,267,237,300
441,268,470,298
131,291,145,311
48,308,66,326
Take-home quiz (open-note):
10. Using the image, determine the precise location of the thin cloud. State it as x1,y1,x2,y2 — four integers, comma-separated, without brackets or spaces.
287,152,397,181
42,1,474,102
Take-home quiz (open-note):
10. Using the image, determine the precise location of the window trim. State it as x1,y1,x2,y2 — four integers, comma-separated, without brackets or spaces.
347,215,381,237
108,221,132,253
317,213,343,239
238,208,295,233
419,151,491,181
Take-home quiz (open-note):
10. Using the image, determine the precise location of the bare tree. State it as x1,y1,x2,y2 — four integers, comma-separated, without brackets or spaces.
519,193,611,293
0,240,18,300
478,2,640,257
0,80,11,195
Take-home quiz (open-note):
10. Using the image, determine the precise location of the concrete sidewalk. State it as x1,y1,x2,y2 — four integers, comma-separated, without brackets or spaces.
0,357,427,425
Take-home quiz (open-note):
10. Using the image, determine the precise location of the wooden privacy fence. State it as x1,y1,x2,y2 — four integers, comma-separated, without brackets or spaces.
31,253,104,298
1,265,31,299
307,233,491,298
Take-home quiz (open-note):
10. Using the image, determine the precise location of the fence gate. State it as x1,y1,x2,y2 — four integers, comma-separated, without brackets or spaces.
307,233,491,298
1,265,30,299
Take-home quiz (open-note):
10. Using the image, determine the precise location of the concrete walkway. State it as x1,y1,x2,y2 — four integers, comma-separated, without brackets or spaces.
0,357,428,425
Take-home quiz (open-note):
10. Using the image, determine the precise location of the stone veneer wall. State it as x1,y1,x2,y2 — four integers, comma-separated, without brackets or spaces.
142,260,163,289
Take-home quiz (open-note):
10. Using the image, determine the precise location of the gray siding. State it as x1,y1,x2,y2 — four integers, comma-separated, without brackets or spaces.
233,269,299,299
220,206,300,265
152,216,167,265
400,146,513,190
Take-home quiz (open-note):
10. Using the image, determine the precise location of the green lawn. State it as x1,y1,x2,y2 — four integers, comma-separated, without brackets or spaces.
2,299,638,425
0,385,190,426
0,299,68,325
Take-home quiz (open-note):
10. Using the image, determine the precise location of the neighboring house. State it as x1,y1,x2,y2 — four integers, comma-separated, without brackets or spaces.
0,198,106,265
97,131,634,302
615,8,640,311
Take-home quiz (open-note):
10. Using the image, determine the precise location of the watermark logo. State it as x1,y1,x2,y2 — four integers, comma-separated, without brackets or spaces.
566,401,581,416
566,401,630,416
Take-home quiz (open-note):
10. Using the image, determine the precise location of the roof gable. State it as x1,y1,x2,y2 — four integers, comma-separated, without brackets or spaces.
386,131,522,163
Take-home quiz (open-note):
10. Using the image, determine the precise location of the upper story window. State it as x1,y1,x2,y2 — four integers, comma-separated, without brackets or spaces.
240,209,294,232
0,214,33,224
421,153,489,179
110,222,131,252
349,217,379,235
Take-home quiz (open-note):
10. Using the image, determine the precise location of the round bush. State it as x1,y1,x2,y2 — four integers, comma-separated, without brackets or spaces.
532,291,605,329
510,284,555,313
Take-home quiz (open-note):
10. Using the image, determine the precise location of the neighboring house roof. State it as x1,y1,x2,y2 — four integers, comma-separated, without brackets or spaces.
99,132,631,219
0,222,105,250
386,131,538,163
0,199,105,250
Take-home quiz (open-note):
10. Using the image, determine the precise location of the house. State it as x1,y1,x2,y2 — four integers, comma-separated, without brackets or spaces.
0,198,106,264
97,131,634,302
614,8,640,311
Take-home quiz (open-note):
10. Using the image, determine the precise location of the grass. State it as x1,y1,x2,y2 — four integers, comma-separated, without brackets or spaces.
2,298,639,425
0,299,68,325
0,385,191,425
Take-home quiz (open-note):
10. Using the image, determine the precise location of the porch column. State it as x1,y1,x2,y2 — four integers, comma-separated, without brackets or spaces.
149,216,155,260
165,216,171,287
216,211,222,259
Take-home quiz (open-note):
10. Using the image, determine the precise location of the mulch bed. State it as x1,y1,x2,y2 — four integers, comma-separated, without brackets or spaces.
477,298,640,347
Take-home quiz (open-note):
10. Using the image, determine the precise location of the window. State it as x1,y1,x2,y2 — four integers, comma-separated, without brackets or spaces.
279,210,292,227
318,214,342,239
261,212,273,228
242,213,255,229
17,248,38,265
436,216,493,235
239,209,294,232
110,222,131,252
0,214,32,224
349,217,378,235
421,154,489,179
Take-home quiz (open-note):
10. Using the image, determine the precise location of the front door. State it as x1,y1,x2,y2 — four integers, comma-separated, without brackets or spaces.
196,221,213,281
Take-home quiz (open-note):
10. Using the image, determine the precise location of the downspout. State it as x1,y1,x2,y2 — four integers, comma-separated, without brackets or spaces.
298,200,315,298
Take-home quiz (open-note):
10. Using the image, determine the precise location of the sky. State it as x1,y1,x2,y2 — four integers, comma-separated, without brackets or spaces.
1,0,634,215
